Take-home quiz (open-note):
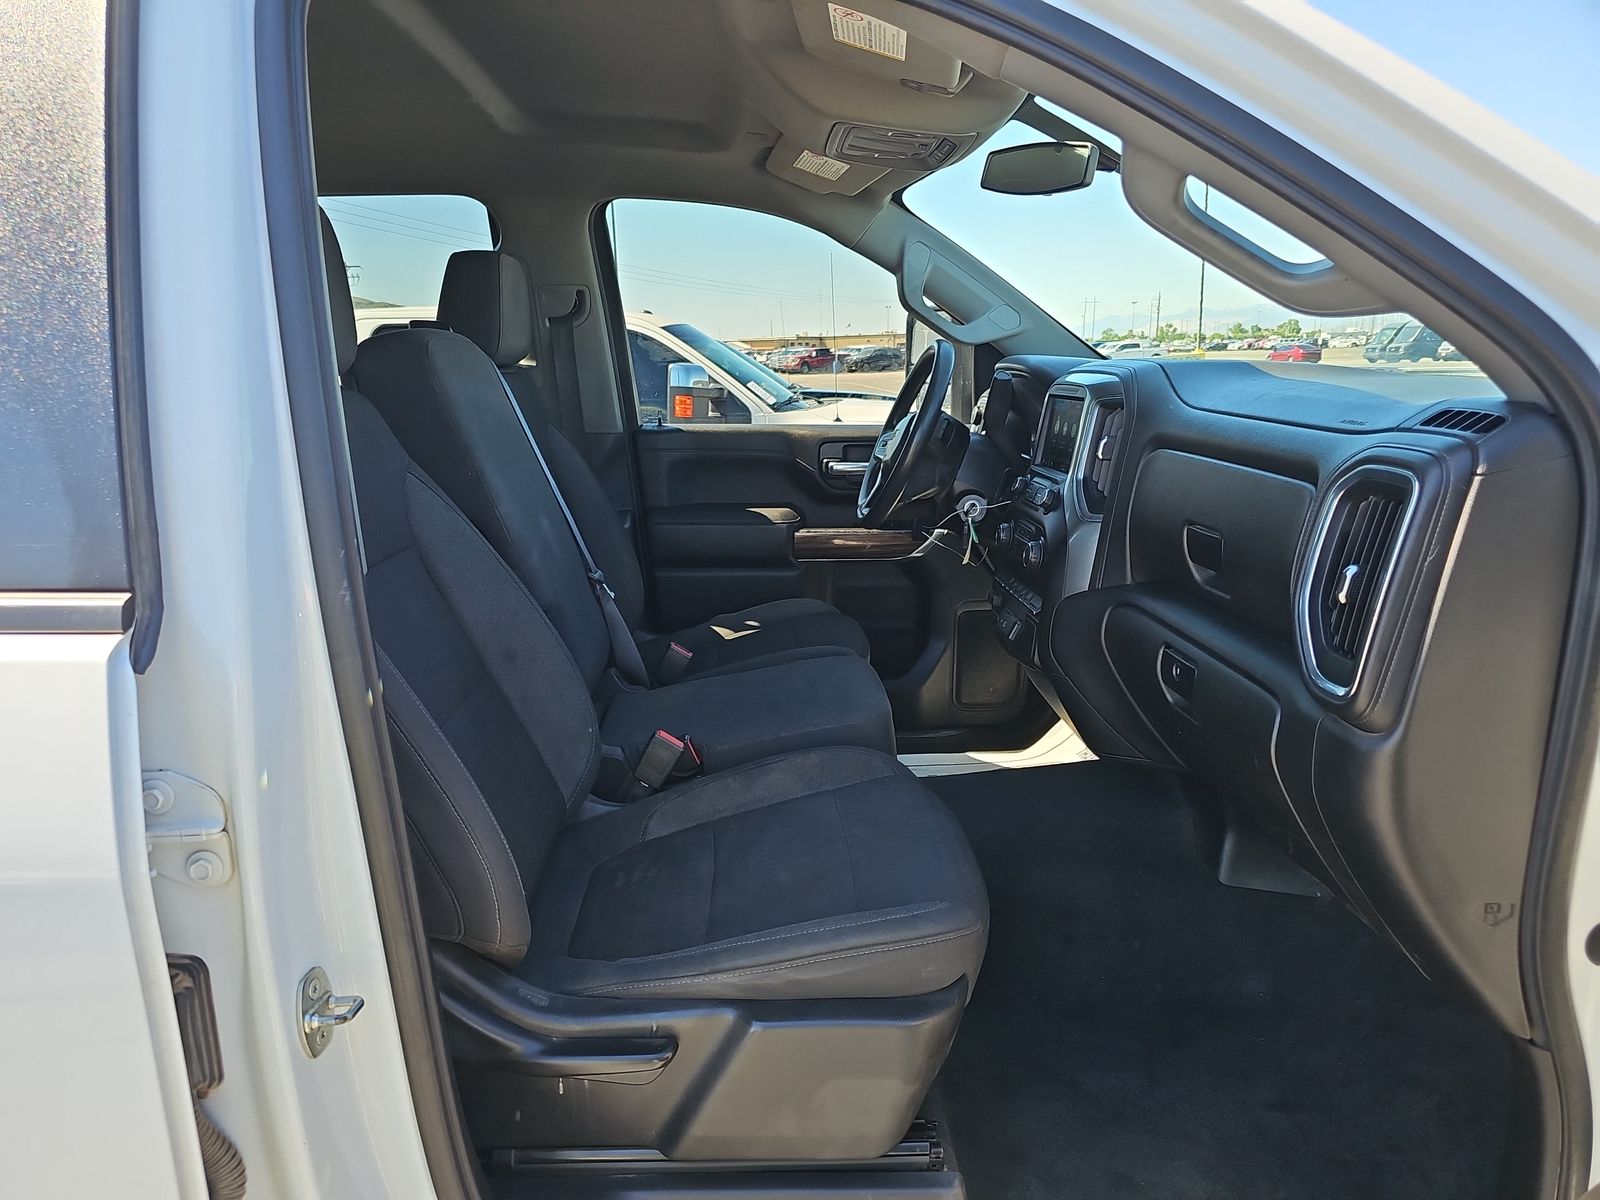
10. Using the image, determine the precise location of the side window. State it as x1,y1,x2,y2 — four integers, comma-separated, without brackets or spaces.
318,196,494,342
608,199,906,427
626,329,686,421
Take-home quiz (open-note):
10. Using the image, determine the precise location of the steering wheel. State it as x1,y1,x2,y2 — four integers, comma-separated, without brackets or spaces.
857,340,956,527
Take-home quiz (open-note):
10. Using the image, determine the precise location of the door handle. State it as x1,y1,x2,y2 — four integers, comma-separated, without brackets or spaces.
823,460,869,478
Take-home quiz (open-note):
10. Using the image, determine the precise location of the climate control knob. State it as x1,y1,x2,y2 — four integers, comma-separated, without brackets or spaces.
1022,537,1045,571
996,522,1013,549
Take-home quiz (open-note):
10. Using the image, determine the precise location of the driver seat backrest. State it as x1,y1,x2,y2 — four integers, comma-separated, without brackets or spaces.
420,250,873,677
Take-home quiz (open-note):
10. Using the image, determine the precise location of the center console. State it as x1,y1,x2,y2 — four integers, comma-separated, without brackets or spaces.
988,371,1125,663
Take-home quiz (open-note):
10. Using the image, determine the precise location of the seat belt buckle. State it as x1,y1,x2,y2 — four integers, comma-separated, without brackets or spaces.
655,641,694,684
632,729,702,794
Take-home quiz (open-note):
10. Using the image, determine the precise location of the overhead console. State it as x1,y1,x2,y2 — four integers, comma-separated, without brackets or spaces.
979,356,1577,1039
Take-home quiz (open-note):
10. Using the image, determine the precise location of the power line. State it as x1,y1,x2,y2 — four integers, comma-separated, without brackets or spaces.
321,199,492,243
322,212,483,252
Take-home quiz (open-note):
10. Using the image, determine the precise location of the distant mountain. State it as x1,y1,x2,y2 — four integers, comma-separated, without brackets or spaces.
350,296,400,309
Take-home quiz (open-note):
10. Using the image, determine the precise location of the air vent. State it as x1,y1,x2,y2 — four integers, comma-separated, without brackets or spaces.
1301,469,1416,694
1081,403,1125,515
1418,408,1505,435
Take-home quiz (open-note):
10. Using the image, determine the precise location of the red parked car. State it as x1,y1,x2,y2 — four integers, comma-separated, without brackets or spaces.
1267,341,1323,362
775,346,837,373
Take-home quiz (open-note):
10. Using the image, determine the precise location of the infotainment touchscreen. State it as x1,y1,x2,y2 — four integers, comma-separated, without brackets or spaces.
1036,394,1085,472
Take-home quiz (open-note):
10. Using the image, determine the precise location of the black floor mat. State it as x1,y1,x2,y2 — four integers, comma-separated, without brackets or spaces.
925,762,1513,1200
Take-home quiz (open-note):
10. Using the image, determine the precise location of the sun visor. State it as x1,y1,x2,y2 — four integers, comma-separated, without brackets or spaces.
765,133,888,196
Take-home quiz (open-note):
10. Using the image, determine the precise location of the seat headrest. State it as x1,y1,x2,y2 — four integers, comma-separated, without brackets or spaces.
319,209,357,375
437,250,534,367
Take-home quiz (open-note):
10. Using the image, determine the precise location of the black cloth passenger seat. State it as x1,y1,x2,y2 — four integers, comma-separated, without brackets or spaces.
350,251,895,778
431,248,872,679
320,212,988,1004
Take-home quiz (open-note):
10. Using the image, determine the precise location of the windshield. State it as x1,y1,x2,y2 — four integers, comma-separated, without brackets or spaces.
661,321,805,407
904,102,1485,377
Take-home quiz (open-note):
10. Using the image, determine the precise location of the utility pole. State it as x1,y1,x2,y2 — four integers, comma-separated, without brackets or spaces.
1131,300,1139,336
1153,292,1162,339
1196,183,1209,352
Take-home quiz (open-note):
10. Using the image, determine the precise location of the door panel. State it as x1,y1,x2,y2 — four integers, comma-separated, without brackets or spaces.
634,423,1048,747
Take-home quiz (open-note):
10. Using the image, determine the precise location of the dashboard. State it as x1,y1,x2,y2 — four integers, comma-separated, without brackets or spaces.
966,355,1577,1038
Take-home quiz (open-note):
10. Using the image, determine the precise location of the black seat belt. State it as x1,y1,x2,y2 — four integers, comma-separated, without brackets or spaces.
546,291,589,436
491,369,651,688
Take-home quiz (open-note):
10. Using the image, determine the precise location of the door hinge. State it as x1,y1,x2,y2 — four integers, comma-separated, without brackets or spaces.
143,770,234,887
299,966,365,1058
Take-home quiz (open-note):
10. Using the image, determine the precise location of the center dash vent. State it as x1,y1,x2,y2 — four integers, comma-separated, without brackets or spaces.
1418,408,1505,435
1302,468,1416,693
1081,403,1124,515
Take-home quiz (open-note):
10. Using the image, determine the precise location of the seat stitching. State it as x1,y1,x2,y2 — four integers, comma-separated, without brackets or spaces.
405,812,465,938
703,824,717,946
386,715,503,941
607,902,950,963
701,708,890,757
380,659,528,919
637,747,900,841
576,923,984,994
405,470,601,802
832,792,860,911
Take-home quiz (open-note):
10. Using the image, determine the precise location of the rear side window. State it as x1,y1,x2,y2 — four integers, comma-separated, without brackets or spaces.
2,0,127,592
318,196,494,342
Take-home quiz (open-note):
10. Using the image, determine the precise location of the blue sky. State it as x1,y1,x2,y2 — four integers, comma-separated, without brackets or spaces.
323,2,1598,343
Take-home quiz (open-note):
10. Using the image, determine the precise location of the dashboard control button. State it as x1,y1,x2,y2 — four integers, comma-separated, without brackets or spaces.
996,521,1013,549
1022,537,1045,570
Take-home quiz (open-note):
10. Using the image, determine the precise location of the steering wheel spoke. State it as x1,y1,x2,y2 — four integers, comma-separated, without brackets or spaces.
857,341,957,526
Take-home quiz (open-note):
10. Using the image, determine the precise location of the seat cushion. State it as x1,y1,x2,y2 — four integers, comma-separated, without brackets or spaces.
600,652,893,775
645,598,871,680
523,747,988,1000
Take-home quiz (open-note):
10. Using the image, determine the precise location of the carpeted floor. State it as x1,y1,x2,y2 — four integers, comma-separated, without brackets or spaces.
925,761,1513,1200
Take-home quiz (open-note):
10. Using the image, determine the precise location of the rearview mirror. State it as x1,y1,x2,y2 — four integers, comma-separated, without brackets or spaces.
980,141,1099,196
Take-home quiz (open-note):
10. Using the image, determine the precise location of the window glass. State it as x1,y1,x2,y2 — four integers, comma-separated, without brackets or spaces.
318,195,494,341
608,199,908,426
904,104,1483,375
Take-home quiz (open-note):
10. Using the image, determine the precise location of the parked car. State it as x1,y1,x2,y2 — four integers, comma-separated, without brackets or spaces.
1267,340,1323,362
1096,339,1166,358
1204,340,1231,351
625,314,893,424
846,345,906,372
1381,321,1445,361
774,346,837,373
1362,321,1407,362
1165,341,1198,353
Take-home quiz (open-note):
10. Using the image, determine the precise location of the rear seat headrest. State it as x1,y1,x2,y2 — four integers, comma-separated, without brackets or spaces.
437,250,534,367
319,209,357,376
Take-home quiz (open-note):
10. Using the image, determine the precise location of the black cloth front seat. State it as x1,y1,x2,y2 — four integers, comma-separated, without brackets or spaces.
432,248,872,679
351,260,894,776
321,214,988,1006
